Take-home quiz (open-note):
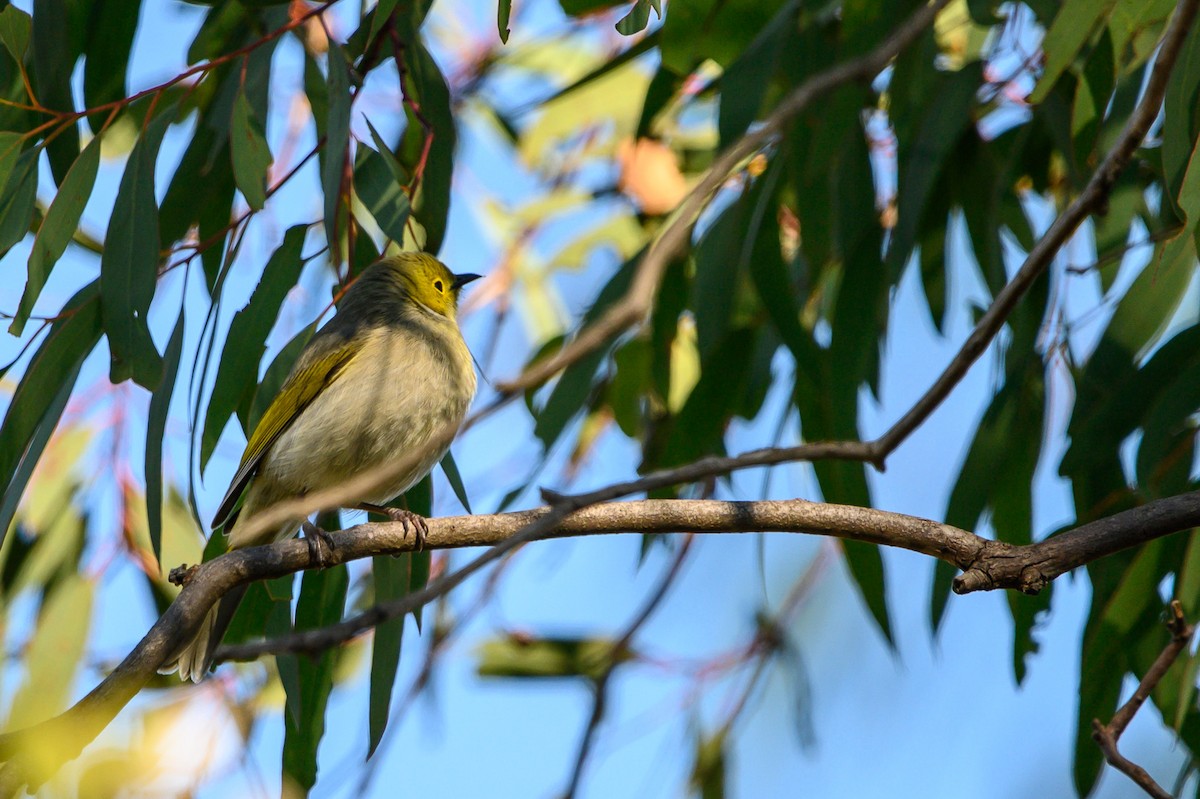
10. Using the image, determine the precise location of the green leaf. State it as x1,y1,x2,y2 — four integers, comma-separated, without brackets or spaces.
0,362,84,559
11,134,102,336
322,45,351,257
0,146,40,257
1029,0,1119,105
400,40,454,254
691,196,747,360
689,730,728,799
0,5,31,64
1074,544,1165,795
476,635,627,680
30,0,79,186
101,107,174,388
201,225,308,470
82,0,141,114
560,0,628,14
230,86,273,210
6,575,93,729
533,256,638,450
886,64,983,276
281,563,349,794
497,0,511,42
146,312,186,569
0,284,102,551
717,1,797,147
367,552,410,757
616,0,659,35
440,451,472,513
354,144,412,245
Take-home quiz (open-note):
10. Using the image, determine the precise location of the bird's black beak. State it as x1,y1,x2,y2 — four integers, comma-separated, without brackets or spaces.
451,273,483,290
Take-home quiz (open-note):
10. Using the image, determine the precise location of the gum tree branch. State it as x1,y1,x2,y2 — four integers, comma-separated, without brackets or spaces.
4,487,1200,792
1091,601,1194,799
491,0,953,397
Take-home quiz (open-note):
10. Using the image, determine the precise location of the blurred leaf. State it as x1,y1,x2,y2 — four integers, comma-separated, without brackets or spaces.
281,563,349,794
533,256,637,450
692,196,747,359
560,0,628,14
11,133,102,336
1071,29,1114,167
6,575,93,730
0,6,31,64
1160,11,1200,216
230,86,273,210
689,729,727,799
82,0,141,115
0,284,101,551
201,225,307,470
30,0,79,186
0,147,40,257
476,635,627,680
615,0,660,35
887,64,983,277
1074,542,1164,795
660,0,783,69
717,2,796,147
145,312,186,568
101,107,174,388
1029,0,1118,105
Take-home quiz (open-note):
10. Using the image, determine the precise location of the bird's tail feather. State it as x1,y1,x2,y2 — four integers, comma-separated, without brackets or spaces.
160,583,250,682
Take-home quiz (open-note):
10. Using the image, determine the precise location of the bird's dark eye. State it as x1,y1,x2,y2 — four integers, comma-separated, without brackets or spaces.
434,280,444,292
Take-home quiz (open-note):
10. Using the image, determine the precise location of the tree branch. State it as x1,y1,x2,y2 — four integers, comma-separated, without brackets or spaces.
1091,601,1194,799
491,0,953,397
6,487,1200,795
874,0,1200,457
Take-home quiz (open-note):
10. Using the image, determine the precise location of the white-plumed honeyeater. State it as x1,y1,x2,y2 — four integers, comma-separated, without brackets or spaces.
162,252,481,682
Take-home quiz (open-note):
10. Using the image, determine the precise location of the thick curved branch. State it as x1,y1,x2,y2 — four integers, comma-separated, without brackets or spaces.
5,487,1200,795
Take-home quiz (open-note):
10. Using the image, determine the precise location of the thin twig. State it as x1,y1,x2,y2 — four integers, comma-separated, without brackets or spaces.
563,535,695,799
1091,600,1194,799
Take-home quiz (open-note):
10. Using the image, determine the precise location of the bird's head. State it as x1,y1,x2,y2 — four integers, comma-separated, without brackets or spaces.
371,252,482,320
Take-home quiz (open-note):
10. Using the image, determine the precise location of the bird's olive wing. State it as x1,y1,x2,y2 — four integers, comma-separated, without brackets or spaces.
210,339,359,530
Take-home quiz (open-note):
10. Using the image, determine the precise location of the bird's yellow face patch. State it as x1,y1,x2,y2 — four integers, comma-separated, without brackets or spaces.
380,252,480,319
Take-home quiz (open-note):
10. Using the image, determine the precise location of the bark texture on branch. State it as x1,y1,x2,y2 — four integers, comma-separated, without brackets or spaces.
4,490,1200,796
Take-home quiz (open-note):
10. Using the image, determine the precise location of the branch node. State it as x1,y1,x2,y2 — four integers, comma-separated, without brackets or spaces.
951,569,990,594
1018,566,1048,595
167,563,198,587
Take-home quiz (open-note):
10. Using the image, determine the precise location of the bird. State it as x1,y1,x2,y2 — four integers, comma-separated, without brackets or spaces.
161,252,481,682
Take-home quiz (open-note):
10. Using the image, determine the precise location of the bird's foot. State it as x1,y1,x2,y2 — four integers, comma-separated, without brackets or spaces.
357,503,429,551
393,508,429,551
301,521,336,568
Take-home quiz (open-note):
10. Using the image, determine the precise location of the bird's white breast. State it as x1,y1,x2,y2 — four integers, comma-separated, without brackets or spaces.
256,320,476,513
